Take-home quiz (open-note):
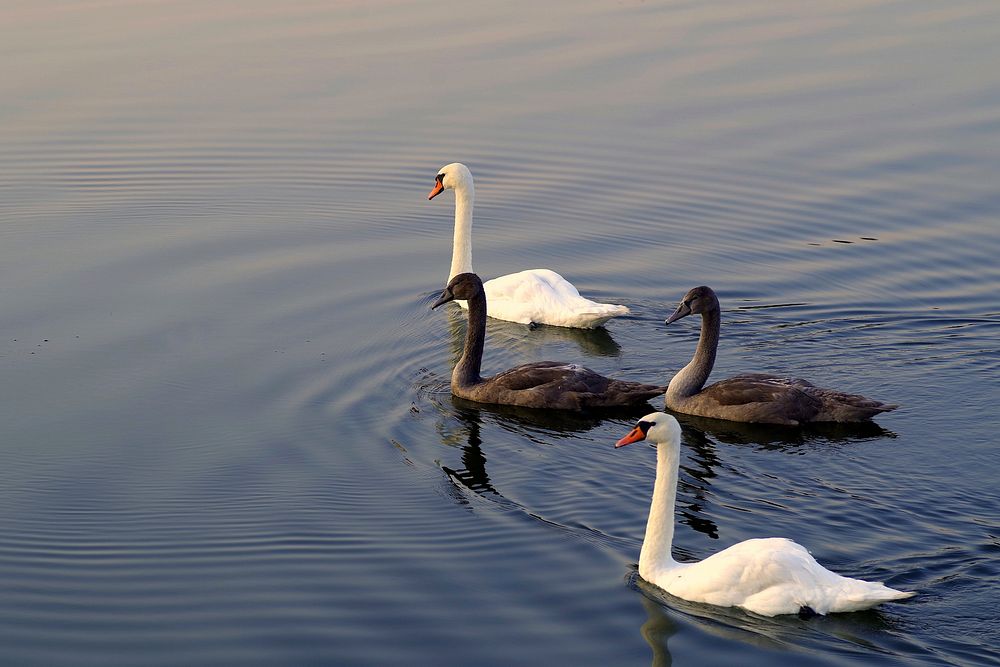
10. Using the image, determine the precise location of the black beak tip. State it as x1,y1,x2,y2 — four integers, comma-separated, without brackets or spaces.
431,292,452,310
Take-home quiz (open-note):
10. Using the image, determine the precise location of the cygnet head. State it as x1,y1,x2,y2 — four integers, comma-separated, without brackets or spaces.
431,272,484,309
428,162,474,200
615,412,681,448
665,285,719,325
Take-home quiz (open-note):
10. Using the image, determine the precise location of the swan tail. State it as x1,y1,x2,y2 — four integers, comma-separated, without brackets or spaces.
811,389,899,422
832,581,914,612
564,304,630,329
586,382,665,408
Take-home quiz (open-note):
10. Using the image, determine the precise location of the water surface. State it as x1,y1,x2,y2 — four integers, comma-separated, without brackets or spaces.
2,1,999,664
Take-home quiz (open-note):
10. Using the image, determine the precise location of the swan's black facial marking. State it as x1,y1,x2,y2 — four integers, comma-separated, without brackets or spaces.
428,172,448,200
637,420,654,435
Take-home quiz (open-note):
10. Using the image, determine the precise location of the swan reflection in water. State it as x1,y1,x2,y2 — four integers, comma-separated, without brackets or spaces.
637,592,678,667
438,293,622,363
425,398,728,553
438,404,497,497
438,399,613,499
671,411,897,450
491,317,623,358
621,415,892,542
631,571,909,666
427,399,894,542
599,413,888,543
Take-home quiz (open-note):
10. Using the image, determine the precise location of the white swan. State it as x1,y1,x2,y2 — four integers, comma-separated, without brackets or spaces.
427,163,629,329
615,412,914,617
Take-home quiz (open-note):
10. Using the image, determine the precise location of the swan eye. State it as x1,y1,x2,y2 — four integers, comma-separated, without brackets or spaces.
436,173,445,183
637,420,654,434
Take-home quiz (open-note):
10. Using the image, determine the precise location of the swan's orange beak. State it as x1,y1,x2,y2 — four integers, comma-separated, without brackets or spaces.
427,180,445,200
615,426,647,448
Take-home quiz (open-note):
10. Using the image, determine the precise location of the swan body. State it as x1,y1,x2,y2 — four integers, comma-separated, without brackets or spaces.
616,412,914,616
664,286,898,425
428,163,629,329
432,273,663,410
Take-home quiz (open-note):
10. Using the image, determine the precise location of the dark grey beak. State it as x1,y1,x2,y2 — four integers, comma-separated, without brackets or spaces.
665,302,691,325
431,288,455,309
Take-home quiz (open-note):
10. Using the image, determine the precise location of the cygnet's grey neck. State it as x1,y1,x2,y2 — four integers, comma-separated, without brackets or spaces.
453,286,485,388
667,307,720,402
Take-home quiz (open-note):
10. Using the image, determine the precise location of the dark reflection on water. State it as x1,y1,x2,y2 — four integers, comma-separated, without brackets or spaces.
440,405,498,497
452,397,619,434
439,398,655,496
652,422,724,541
674,412,897,449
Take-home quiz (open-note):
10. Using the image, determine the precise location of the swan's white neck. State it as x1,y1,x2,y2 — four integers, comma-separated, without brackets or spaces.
638,438,680,581
448,181,475,282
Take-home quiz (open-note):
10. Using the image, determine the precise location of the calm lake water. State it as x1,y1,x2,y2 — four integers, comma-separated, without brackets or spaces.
2,1,999,664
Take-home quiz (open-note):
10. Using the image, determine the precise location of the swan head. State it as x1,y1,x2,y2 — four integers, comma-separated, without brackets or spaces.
665,285,719,325
615,412,681,448
428,162,474,200
432,272,484,309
